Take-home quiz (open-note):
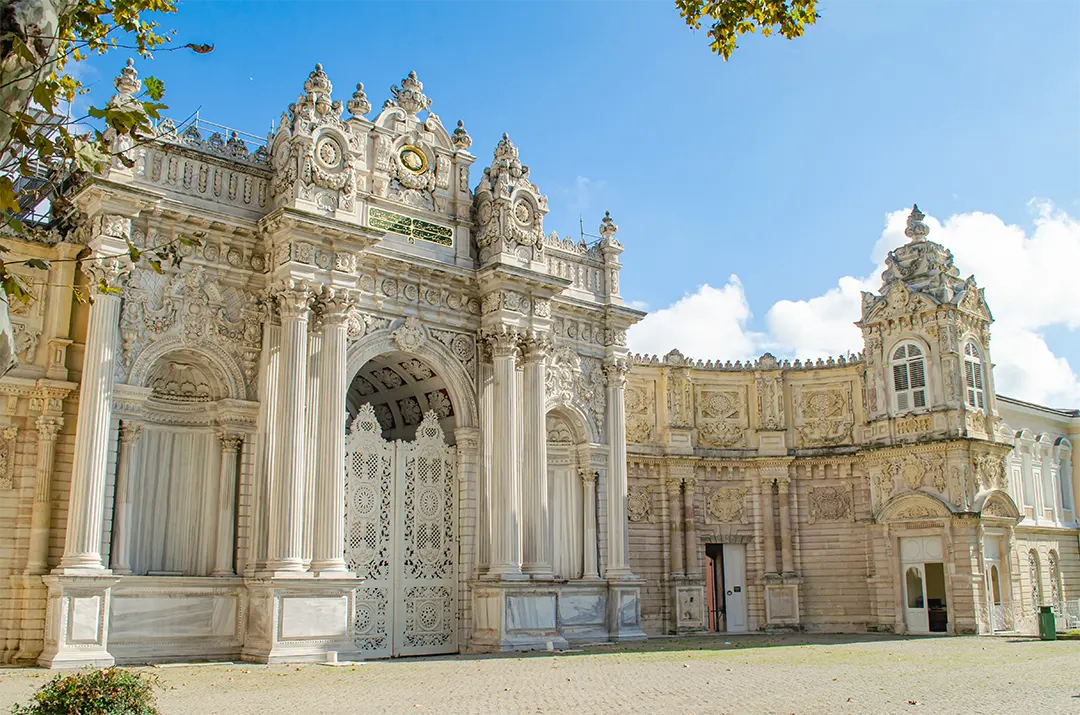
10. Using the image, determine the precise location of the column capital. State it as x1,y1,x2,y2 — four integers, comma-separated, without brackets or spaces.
270,279,316,319
480,325,521,358
776,476,791,491
80,256,132,294
318,287,359,326
35,415,63,441
217,429,244,452
683,477,697,492
578,469,598,485
603,357,630,387
118,420,142,446
522,332,553,363
665,477,683,492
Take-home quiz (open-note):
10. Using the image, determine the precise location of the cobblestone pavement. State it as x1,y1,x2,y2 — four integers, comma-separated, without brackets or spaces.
1,635,1077,714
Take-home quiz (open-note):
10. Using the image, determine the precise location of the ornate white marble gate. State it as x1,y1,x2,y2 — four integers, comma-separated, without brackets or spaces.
344,404,457,658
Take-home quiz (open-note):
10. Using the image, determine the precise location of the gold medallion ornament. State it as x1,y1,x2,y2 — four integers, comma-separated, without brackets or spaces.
399,145,427,174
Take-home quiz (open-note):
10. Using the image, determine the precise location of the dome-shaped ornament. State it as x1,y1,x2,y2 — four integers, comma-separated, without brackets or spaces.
904,204,930,242
451,120,472,151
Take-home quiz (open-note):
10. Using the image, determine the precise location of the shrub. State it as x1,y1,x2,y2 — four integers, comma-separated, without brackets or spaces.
12,667,161,715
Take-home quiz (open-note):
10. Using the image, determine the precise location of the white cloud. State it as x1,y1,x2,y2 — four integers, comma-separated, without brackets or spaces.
556,175,607,214
627,202,1080,407
626,276,768,361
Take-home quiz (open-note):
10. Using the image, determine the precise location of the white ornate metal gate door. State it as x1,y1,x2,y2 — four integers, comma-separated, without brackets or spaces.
345,404,457,658
394,413,458,657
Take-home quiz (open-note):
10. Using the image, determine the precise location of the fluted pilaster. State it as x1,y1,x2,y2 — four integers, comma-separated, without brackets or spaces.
683,477,698,577
667,478,684,577
759,477,778,575
25,416,63,575
311,290,353,574
521,335,553,579
581,470,600,579
483,327,525,579
60,263,126,572
267,283,314,572
778,477,794,575
108,421,142,574
604,359,633,578
213,432,242,576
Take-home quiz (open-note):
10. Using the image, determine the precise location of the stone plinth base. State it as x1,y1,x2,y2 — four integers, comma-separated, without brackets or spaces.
607,579,647,642
241,575,358,664
468,579,646,652
38,573,121,668
764,574,802,629
469,582,570,652
674,576,707,635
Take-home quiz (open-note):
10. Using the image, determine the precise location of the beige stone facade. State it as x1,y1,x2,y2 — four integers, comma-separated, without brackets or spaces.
0,61,1077,667
625,209,1080,635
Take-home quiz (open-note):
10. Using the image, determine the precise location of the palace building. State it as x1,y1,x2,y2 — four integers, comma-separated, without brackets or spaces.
0,61,1076,667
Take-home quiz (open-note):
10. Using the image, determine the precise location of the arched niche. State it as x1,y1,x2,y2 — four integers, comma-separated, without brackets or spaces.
346,323,477,434
119,347,247,577
546,406,593,581
974,490,1022,521
128,334,247,401
345,350,456,445
878,491,953,522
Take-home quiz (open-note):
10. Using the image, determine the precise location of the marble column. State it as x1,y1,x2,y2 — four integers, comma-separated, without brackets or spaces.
24,416,63,575
521,336,553,579
683,477,698,577
267,284,313,573
213,432,242,576
484,328,525,579
759,477,778,575
604,359,633,578
302,331,321,566
310,291,351,574
108,421,142,574
778,476,794,575
249,321,281,574
59,262,126,572
581,469,600,579
667,478,684,576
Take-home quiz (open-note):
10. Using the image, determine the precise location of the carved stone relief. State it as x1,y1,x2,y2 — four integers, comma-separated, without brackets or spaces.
624,382,655,444
0,426,17,489
545,345,606,438
793,383,854,446
807,485,854,524
705,487,747,524
695,388,746,447
667,367,692,429
756,372,784,430
628,485,652,523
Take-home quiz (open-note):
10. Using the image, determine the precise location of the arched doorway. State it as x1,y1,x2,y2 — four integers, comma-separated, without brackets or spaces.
343,351,458,658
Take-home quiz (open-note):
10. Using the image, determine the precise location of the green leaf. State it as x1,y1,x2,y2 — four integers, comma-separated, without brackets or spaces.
0,177,19,213
25,258,51,271
142,75,166,101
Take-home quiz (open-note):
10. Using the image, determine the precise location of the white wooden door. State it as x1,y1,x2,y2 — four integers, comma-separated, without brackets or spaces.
345,404,458,658
903,563,929,633
722,544,748,633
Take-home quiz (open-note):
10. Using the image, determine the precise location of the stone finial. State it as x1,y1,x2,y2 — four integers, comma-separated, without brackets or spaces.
114,58,141,97
451,120,472,151
599,210,618,239
391,70,431,117
904,203,930,242
347,82,371,117
491,133,527,178
304,63,333,97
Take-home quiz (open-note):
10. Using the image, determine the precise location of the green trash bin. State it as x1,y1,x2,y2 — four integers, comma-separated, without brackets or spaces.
1039,605,1056,640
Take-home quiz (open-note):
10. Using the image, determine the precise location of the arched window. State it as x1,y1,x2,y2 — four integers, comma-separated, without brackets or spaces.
891,342,927,412
1049,550,1063,609
1028,550,1042,612
963,342,986,410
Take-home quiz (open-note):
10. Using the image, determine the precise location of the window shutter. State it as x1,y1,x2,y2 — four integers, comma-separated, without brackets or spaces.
893,363,909,392
897,391,909,410
913,388,926,409
909,359,926,389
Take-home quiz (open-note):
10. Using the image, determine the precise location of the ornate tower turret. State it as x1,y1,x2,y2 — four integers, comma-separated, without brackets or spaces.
472,134,548,269
269,64,363,217
858,205,1000,442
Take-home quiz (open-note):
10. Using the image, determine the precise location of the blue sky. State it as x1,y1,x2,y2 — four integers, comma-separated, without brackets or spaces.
79,1,1080,405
